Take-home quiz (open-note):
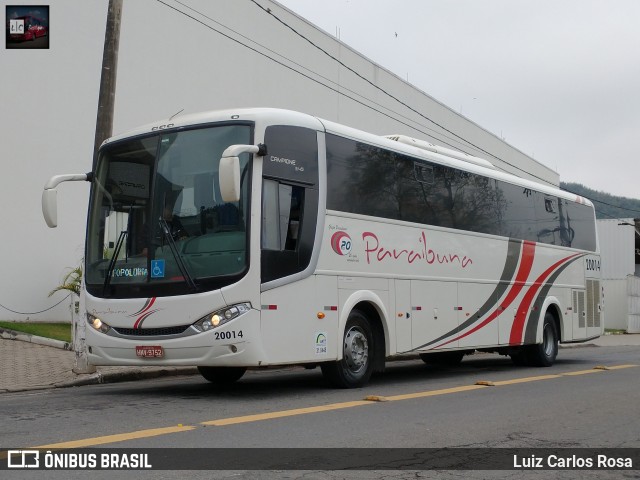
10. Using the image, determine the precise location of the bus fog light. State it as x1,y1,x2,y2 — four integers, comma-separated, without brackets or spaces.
192,303,252,333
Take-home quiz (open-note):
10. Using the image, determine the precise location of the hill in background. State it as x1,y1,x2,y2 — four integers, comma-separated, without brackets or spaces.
561,182,640,220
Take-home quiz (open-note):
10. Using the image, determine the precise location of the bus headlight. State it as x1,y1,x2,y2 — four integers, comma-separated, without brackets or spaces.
87,313,111,334
192,303,251,332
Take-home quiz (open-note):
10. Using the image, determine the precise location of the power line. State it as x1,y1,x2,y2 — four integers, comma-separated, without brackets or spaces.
170,0,468,150
166,1,640,208
156,0,553,184
594,199,640,215
248,0,553,184
0,294,71,316
154,0,467,152
562,187,640,215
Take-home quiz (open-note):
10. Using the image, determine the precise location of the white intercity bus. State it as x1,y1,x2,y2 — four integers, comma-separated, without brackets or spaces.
42,108,603,388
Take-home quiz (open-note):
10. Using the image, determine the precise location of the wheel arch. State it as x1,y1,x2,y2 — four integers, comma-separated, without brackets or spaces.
545,302,562,342
339,291,389,371
533,297,563,344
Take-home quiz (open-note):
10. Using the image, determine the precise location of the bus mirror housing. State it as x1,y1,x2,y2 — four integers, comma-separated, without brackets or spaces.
42,173,93,228
219,144,266,202
42,189,58,228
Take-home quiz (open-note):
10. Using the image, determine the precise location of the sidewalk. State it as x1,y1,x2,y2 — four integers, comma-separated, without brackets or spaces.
0,328,197,393
1,328,639,394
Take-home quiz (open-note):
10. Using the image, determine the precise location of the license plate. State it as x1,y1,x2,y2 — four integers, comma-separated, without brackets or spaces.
135,345,164,358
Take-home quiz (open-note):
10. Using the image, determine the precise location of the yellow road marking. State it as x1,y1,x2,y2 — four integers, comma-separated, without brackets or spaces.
19,364,639,450
491,374,562,386
562,369,605,376
201,400,370,426
32,425,196,449
381,384,486,401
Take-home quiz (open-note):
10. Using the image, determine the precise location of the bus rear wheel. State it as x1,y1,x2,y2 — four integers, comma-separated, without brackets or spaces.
525,312,559,367
197,366,246,385
321,310,374,388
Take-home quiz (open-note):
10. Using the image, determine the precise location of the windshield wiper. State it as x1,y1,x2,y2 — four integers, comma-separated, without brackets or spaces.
103,229,127,296
102,205,136,295
158,217,198,292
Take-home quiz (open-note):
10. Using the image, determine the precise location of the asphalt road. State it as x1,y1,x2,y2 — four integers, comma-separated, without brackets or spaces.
2,345,639,479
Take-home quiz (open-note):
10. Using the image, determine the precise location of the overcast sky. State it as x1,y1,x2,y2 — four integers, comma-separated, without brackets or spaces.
278,0,640,199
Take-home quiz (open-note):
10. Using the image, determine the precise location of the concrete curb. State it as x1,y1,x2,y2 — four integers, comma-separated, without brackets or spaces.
0,327,72,350
0,367,200,393
54,367,200,389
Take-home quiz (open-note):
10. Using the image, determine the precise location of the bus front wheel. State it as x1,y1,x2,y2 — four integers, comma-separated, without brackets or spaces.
321,310,375,388
197,366,246,385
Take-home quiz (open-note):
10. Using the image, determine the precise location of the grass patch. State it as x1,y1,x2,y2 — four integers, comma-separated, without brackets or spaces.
604,328,627,335
0,321,71,343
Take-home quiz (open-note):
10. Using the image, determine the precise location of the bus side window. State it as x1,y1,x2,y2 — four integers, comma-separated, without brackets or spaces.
262,179,304,252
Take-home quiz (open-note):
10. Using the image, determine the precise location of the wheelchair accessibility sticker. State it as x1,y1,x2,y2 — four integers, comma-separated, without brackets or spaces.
151,259,165,278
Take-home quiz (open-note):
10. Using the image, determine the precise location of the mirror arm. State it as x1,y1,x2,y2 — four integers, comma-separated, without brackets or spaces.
42,172,93,228
220,143,267,159
44,172,93,190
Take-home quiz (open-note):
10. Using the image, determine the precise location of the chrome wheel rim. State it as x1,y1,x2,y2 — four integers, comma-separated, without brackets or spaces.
543,324,556,357
343,326,369,374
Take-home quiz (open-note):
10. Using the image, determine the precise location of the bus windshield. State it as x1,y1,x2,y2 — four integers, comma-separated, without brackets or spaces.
85,124,253,298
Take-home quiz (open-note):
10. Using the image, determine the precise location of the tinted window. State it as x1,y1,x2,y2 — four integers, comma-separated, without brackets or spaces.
326,134,498,232
261,126,320,283
559,199,597,251
262,126,318,185
326,133,596,251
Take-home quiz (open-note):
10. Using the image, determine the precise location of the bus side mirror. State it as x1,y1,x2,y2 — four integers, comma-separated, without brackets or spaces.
42,173,93,228
219,144,266,202
219,155,242,203
42,189,58,228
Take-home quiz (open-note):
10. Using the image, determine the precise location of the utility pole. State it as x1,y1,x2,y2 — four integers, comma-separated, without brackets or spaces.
74,0,123,374
92,0,123,168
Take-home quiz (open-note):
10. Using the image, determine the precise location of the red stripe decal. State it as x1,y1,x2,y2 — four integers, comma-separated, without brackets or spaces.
509,253,582,344
132,298,158,328
134,309,159,329
130,297,156,317
434,241,536,348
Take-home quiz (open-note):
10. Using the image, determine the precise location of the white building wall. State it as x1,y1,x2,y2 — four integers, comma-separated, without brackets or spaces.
1,0,559,321
628,276,640,333
602,279,629,330
597,218,635,279
596,219,639,331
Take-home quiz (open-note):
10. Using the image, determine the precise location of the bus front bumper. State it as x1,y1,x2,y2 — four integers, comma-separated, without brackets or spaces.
86,310,266,367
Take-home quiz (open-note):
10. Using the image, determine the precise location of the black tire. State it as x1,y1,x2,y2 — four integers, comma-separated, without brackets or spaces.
419,351,465,366
524,312,559,367
509,348,528,366
321,310,375,388
197,366,246,385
